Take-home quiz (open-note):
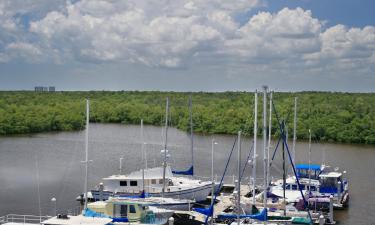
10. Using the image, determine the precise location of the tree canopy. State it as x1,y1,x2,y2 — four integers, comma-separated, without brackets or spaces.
0,91,374,144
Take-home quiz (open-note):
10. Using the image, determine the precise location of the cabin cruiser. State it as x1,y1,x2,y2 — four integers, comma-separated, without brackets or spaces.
270,164,349,209
85,197,174,224
87,165,217,203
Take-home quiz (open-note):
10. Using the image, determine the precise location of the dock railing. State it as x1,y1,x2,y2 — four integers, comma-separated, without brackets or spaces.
0,214,51,224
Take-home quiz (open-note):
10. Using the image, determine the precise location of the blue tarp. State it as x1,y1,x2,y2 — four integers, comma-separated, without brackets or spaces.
217,208,267,221
111,217,129,222
172,165,194,175
84,208,129,223
296,164,321,171
115,190,150,198
193,206,213,216
83,208,110,218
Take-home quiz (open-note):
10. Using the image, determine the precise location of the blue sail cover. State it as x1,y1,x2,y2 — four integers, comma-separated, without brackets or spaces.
217,208,267,221
172,165,194,175
115,190,150,198
193,206,213,216
83,208,110,218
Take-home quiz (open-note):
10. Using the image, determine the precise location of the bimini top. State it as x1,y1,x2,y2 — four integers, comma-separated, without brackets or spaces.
296,164,321,171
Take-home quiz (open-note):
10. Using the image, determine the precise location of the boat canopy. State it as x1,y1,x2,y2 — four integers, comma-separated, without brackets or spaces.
172,165,194,176
296,164,321,171
216,208,268,221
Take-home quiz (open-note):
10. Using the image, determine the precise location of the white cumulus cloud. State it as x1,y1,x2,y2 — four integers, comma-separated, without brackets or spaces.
0,0,374,78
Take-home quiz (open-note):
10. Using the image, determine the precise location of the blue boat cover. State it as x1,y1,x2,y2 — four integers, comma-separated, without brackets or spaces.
193,206,213,216
172,165,194,176
296,164,321,171
112,217,129,222
83,208,110,218
84,208,130,223
115,190,151,198
217,208,267,221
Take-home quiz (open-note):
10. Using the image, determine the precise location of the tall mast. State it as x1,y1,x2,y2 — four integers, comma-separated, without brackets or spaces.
262,86,268,225
141,119,145,192
84,99,89,210
237,131,242,225
292,97,298,164
282,121,286,216
267,91,273,187
189,96,194,174
252,91,258,205
211,138,217,225
308,129,312,194
162,97,169,198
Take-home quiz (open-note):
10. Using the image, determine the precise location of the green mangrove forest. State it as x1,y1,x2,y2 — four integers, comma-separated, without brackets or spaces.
0,91,374,144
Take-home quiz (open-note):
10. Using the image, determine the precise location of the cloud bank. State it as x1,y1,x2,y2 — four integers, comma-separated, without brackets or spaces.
0,0,374,83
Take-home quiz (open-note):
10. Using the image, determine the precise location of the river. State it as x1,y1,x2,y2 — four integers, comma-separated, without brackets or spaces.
0,123,374,224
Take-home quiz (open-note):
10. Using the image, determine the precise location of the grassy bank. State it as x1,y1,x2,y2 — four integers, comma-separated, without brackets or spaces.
0,91,374,144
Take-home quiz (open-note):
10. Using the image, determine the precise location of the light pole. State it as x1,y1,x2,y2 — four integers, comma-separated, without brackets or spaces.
51,197,57,216
119,157,123,174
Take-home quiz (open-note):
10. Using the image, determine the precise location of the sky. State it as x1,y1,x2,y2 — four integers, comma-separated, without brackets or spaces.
0,0,374,92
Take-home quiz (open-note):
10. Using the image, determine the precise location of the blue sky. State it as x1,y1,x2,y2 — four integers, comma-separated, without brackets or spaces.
0,0,374,92
263,0,375,28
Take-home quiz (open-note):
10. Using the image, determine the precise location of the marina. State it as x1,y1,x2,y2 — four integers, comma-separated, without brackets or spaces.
0,0,374,224
0,94,374,225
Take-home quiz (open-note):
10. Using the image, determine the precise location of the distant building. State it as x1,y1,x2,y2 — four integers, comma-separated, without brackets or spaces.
35,86,56,92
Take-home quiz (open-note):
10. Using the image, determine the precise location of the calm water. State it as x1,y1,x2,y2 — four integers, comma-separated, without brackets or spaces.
0,123,374,224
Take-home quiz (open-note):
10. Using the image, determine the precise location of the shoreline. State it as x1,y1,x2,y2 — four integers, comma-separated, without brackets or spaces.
1,122,374,147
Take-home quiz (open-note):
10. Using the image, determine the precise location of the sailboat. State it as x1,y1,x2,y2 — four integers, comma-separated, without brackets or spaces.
88,97,214,203
213,88,314,225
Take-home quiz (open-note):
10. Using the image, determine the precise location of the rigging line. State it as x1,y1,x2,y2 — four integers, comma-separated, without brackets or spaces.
240,140,254,182
203,136,238,225
273,103,313,225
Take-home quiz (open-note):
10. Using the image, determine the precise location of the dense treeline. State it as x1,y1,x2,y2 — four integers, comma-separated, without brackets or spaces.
0,91,374,144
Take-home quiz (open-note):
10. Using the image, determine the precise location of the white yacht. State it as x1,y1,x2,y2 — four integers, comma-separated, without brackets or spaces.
89,165,214,202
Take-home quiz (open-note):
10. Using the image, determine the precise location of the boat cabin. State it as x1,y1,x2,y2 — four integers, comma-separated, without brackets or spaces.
87,199,154,223
102,167,174,194
319,171,344,194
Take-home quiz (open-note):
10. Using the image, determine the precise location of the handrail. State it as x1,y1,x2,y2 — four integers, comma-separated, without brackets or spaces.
0,214,51,224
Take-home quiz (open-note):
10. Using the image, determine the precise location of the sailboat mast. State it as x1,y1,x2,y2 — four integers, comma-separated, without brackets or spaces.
189,96,194,174
308,129,312,193
262,86,268,225
252,91,258,205
292,97,298,164
162,97,169,199
84,99,89,210
237,131,241,225
141,119,145,192
267,91,273,187
282,121,286,216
